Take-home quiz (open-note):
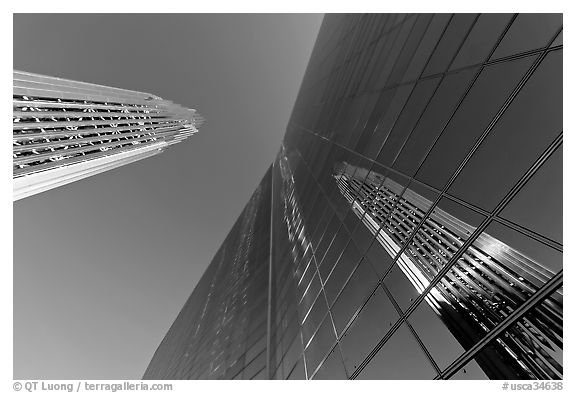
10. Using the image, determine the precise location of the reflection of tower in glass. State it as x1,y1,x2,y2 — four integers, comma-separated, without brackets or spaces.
13,70,203,200
333,162,562,379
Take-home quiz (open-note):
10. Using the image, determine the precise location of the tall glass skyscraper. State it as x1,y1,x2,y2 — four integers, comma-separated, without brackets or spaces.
13,70,203,201
144,13,562,380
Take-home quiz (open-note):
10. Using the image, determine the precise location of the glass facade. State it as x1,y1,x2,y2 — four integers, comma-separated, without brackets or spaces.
144,13,562,380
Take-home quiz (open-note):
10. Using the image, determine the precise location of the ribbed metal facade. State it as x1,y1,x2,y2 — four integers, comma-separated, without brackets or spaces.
13,70,203,200
144,13,562,380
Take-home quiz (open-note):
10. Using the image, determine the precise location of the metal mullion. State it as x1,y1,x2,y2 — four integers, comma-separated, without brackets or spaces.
13,98,170,114
13,86,160,107
13,141,165,178
14,78,151,101
14,71,153,98
14,109,171,120
14,117,178,131
14,125,182,152
14,132,168,166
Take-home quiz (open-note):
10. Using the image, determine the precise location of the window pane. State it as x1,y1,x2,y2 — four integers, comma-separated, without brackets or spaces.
311,346,347,379
331,258,380,333
422,14,478,76
318,228,350,280
402,14,452,82
361,84,414,159
299,272,321,315
500,145,562,245
375,16,418,89
304,316,337,376
376,77,441,167
450,14,513,69
357,323,437,379
339,286,400,373
448,50,562,211
448,359,488,380
408,300,466,370
491,14,562,59
287,358,306,380
552,29,562,46
351,215,376,256
484,221,562,274
324,240,362,304
385,14,434,86
365,236,395,277
416,54,535,190
394,66,478,177
302,294,328,347
383,263,420,313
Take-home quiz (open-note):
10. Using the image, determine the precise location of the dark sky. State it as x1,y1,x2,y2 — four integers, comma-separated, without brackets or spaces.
13,13,323,379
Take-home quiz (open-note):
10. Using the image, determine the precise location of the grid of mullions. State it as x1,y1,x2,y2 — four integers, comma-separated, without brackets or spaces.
280,13,562,379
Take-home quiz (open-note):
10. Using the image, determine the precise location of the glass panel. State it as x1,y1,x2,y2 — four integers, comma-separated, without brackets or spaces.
339,286,400,373
318,228,350,281
314,215,341,261
450,14,513,69
312,346,347,379
299,271,321,315
383,263,421,313
484,221,562,274
375,16,417,89
408,300,467,370
385,14,434,86
281,334,303,378
331,258,380,333
304,316,337,376
402,14,452,82
491,14,562,59
302,295,328,347
551,30,562,46
351,215,376,256
448,50,562,211
287,358,306,380
422,14,478,76
362,83,414,159
357,323,437,379
376,77,441,167
394,66,478,177
448,359,488,380
324,240,362,305
365,235,395,278
500,145,562,244
416,54,535,190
